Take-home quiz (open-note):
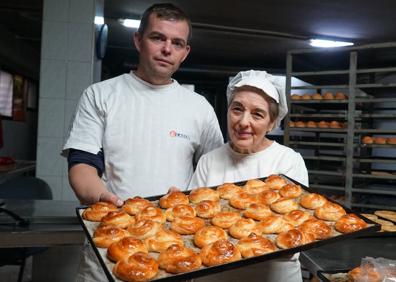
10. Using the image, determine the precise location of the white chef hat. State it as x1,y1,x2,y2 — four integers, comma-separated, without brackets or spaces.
226,70,288,131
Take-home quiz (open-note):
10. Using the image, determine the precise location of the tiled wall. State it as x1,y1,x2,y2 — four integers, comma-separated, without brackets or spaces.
37,0,102,200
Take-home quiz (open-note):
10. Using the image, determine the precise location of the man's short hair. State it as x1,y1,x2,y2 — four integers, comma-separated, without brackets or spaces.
138,3,192,42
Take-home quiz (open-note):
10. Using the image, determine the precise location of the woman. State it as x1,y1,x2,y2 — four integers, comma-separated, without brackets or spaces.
190,70,308,282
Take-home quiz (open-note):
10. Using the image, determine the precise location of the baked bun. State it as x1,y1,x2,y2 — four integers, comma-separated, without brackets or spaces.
257,190,281,205
283,210,312,226
362,136,374,144
127,219,161,240
330,121,342,129
300,193,327,209
302,94,312,100
299,218,332,240
82,202,118,222
122,197,153,216
347,265,381,282
335,214,368,233
291,94,301,100
159,191,189,209
361,213,378,221
318,121,329,128
229,192,257,209
243,179,269,194
276,229,315,249
314,202,346,221
312,93,323,100
165,204,196,221
323,92,334,100
189,188,219,204
229,218,262,239
100,210,135,229
170,216,205,235
113,252,158,282
194,226,228,248
158,244,202,274
144,226,184,252
335,92,347,100
107,237,147,262
195,200,221,218
93,225,130,248
135,206,166,224
374,210,396,222
306,121,317,128
258,215,281,234
387,137,396,145
265,175,288,190
236,233,276,258
217,183,243,199
270,198,299,214
289,121,295,127
211,211,242,229
243,203,272,220
200,239,241,267
374,137,387,145
279,184,303,199
295,121,306,128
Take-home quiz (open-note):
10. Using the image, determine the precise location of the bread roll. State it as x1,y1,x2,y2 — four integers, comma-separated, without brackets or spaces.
387,137,396,145
335,92,347,100
257,190,281,205
289,121,296,127
195,200,221,218
217,183,243,199
329,121,342,129
299,218,332,240
362,136,374,144
347,265,381,282
374,210,396,222
189,187,219,204
82,201,118,222
229,192,257,209
165,204,196,221
127,219,161,240
122,197,153,216
314,202,346,221
144,226,184,253
158,244,202,274
295,121,306,128
93,225,130,248
113,252,159,282
300,193,327,209
194,225,228,248
258,215,283,234
243,179,269,194
200,239,241,267
276,229,315,249
291,94,301,100
159,191,189,209
100,210,135,229
265,175,288,190
229,218,262,239
107,237,147,262
318,121,329,128
236,233,276,258
279,183,303,199
374,137,387,144
302,94,312,100
270,198,299,214
135,206,166,224
306,121,317,128
323,92,334,100
170,216,205,235
211,211,241,229
283,210,312,226
312,93,323,100
243,203,272,220
335,214,368,233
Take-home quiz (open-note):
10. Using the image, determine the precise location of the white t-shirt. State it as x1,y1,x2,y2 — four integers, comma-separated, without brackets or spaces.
63,72,224,198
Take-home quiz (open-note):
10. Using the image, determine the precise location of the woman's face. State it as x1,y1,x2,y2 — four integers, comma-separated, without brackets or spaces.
227,90,275,154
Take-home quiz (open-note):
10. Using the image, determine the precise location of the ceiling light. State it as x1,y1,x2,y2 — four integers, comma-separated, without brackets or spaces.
121,19,141,29
94,16,104,25
310,39,354,48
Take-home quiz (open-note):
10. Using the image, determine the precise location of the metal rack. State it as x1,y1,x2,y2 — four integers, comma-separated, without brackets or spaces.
284,42,396,211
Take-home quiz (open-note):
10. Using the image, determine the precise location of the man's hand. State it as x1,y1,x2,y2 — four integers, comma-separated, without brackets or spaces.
99,191,124,207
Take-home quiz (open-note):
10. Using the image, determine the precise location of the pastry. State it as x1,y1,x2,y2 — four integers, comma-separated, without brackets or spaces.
122,197,153,216
170,216,205,235
283,210,312,226
361,213,378,221
335,213,368,233
194,225,228,248
159,191,189,209
243,179,269,194
229,192,257,209
127,219,161,240
279,183,303,199
323,92,334,100
300,193,327,209
276,229,315,249
243,203,272,220
270,198,299,214
373,137,386,144
113,252,159,282
306,121,317,128
211,211,242,229
312,93,323,100
93,225,130,248
257,190,281,205
387,137,396,145
329,121,342,129
362,136,374,144
100,210,135,229
236,233,276,258
107,237,147,262
189,187,220,204
265,175,288,190
295,121,306,128
291,94,301,100
200,239,241,267
217,183,243,199
195,200,221,218
374,210,396,222
158,244,202,274
302,94,312,100
335,92,347,100
165,204,196,221
257,215,283,234
135,206,166,224
318,120,329,128
314,201,346,221
299,218,332,240
229,218,262,239
289,121,295,128
347,265,381,282
82,201,118,222
144,226,184,252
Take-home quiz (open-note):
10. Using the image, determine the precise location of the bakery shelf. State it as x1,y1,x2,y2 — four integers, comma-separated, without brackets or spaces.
351,203,396,211
355,129,396,134
289,141,346,147
304,156,346,162
352,188,396,196
352,173,396,180
309,184,346,192
359,113,396,119
357,66,396,74
290,113,347,118
308,170,344,176
356,83,396,89
355,97,396,103
360,144,396,148
289,128,347,133
354,157,396,164
291,70,349,76
291,85,349,90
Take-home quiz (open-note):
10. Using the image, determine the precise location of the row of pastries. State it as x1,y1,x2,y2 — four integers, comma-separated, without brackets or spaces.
81,175,369,282
291,92,348,101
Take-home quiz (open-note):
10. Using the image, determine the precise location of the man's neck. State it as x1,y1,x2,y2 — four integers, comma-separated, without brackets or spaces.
134,70,173,85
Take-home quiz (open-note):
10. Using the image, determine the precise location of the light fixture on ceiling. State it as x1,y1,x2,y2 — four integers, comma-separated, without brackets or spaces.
310,39,354,48
120,19,141,29
94,16,104,25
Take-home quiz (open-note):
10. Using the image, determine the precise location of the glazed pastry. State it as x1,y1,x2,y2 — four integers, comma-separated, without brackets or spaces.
200,239,241,267
279,183,303,199
387,137,396,145
347,265,381,282
127,219,161,240
159,191,189,209
211,211,242,229
82,201,118,222
170,216,205,235
335,214,368,233
374,210,396,222
302,94,312,100
165,204,196,221
270,198,299,214
257,215,283,234
329,121,342,129
335,92,347,100
243,203,272,220
362,136,374,144
93,225,129,248
289,121,295,127
300,193,327,209
323,92,334,100
135,206,166,224
314,201,346,221
257,190,281,205
283,210,312,226
122,197,153,216
229,218,262,239
318,121,329,128
194,225,228,248
295,121,306,128
361,213,378,221
229,192,257,209
306,121,317,128
158,244,202,274
265,175,288,190
100,210,135,229
189,187,220,204
291,94,301,100
107,237,147,262
113,252,159,282
144,226,184,252
312,93,323,100
236,233,276,258
299,218,332,240
195,200,221,218
374,137,387,144
217,183,243,199
243,179,269,194
276,228,315,249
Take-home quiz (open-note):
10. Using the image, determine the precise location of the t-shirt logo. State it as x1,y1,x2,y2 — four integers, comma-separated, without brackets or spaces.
169,130,190,140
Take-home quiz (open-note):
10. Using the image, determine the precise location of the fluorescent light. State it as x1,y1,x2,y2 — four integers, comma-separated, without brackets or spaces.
121,19,141,29
310,39,354,48
94,16,104,25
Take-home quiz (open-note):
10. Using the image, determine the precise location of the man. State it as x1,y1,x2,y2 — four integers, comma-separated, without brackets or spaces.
62,3,223,281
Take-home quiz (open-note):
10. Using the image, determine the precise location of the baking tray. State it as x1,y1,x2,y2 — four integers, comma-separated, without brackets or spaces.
317,269,350,282
76,174,381,282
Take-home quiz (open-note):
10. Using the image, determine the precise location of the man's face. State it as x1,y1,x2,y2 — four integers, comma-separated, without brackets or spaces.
134,14,191,85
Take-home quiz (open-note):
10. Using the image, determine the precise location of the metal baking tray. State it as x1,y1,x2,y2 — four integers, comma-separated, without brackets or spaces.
317,269,350,282
76,174,380,282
